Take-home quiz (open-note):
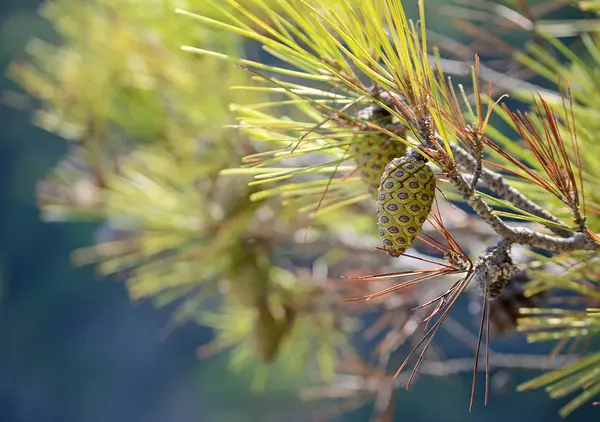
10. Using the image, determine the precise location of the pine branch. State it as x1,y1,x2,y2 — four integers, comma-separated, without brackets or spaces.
450,143,573,237
443,161,598,252
301,352,580,400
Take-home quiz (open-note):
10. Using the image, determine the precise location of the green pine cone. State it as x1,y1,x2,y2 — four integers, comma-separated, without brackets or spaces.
376,156,436,257
352,134,407,198
252,302,296,364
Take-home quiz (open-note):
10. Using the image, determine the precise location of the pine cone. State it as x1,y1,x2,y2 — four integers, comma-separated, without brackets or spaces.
252,302,296,363
489,271,544,338
376,156,436,257
352,135,407,198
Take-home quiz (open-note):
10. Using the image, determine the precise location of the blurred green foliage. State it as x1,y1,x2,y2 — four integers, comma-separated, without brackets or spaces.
9,0,365,389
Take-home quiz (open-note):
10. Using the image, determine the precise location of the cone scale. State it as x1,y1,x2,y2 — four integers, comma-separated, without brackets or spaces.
376,156,436,257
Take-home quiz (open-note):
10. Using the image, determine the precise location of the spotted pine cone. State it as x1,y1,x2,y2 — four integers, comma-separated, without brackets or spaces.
376,156,436,257
352,135,407,198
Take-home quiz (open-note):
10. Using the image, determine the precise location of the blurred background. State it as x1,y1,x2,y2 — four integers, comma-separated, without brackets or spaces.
0,1,598,421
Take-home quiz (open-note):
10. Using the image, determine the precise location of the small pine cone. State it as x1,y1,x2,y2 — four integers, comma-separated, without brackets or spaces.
489,272,544,338
475,241,519,301
352,135,407,198
376,156,436,257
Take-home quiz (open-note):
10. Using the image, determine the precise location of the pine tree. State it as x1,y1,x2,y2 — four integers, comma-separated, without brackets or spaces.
10,0,600,419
